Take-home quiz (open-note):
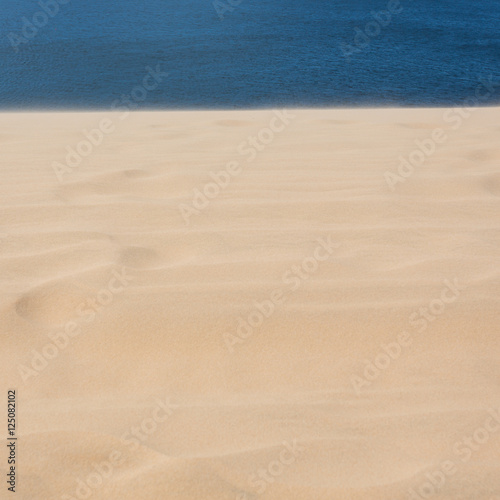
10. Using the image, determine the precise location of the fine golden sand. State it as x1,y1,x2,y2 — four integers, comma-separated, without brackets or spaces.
1,108,499,499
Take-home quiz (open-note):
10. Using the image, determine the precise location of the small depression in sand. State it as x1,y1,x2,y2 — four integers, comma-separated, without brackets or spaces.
482,173,500,197
216,119,253,127
15,281,91,326
121,168,151,179
118,246,162,268
465,148,500,162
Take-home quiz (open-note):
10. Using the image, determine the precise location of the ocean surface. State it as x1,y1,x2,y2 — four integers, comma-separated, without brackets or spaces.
1,0,499,109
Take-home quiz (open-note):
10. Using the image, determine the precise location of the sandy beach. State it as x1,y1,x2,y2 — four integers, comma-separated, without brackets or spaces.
1,107,499,499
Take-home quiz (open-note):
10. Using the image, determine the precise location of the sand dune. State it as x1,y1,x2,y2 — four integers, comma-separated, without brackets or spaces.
1,108,499,499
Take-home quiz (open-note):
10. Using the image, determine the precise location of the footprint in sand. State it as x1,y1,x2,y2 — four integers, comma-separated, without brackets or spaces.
320,119,357,125
481,173,500,197
398,122,436,130
55,168,153,201
121,168,151,178
118,246,162,268
216,119,253,127
15,281,91,327
465,148,500,162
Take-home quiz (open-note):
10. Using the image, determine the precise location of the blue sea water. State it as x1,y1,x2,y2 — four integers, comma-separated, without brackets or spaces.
0,0,499,109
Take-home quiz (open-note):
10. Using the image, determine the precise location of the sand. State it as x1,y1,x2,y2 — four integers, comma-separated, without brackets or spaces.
1,107,499,500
